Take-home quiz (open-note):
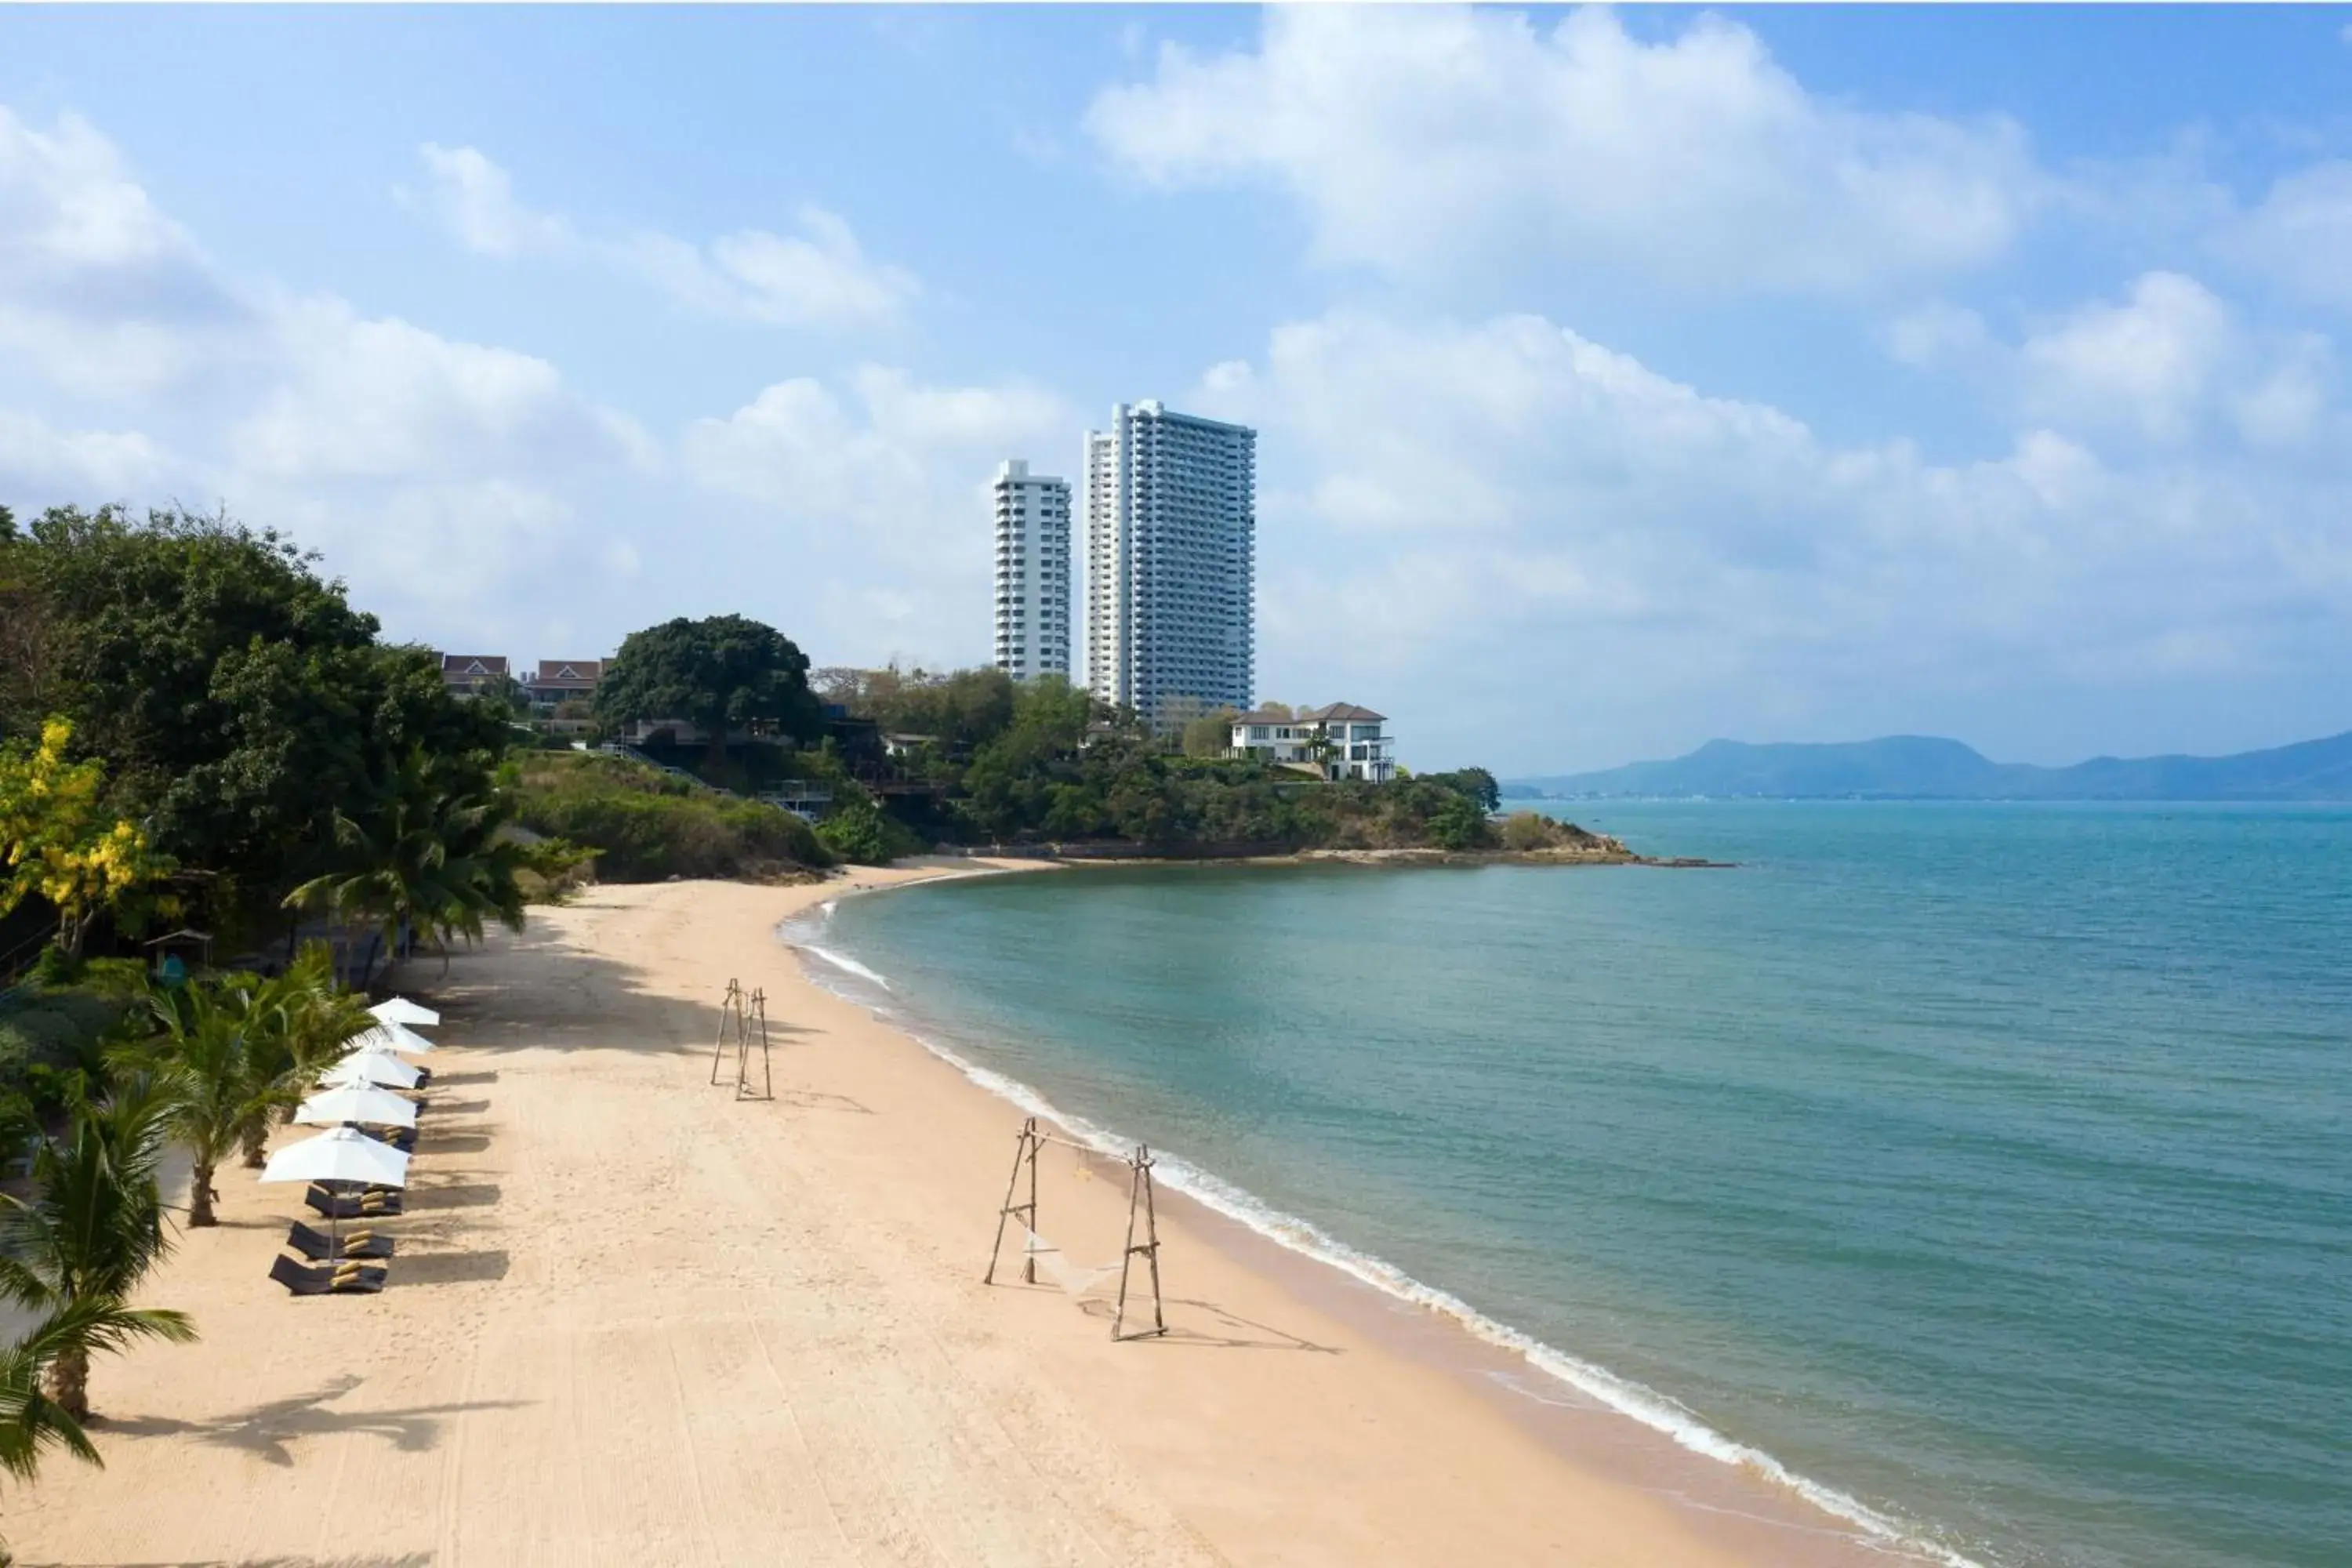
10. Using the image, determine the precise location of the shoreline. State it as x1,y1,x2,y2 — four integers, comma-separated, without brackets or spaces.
790,867,1961,1568
931,846,1740,869
8,869,1920,1565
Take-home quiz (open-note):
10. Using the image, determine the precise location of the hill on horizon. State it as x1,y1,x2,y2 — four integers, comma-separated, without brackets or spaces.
1506,731,2352,801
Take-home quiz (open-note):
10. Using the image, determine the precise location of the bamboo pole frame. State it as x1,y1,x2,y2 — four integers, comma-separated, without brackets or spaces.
1112,1144,1167,1341
707,978,746,1086
735,986,775,1102
982,1118,1167,1340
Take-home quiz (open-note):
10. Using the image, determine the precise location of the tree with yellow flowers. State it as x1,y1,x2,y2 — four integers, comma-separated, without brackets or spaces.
0,718,174,960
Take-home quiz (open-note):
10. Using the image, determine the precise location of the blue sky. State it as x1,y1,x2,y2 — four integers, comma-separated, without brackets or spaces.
4,6,2350,775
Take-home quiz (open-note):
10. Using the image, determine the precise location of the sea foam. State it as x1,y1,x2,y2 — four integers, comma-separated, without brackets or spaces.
776,901,1980,1568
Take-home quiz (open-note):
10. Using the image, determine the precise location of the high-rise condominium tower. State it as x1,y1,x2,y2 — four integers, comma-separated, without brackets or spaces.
1080,401,1257,722
992,459,1072,681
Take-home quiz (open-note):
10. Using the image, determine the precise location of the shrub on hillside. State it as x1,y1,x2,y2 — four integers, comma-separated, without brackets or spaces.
509,753,830,881
1501,811,1559,851
816,794,926,866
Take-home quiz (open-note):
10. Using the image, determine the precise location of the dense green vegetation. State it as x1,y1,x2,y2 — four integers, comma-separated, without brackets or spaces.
0,502,594,1519
811,671,1511,855
812,794,926,866
506,752,829,882
597,615,824,766
0,505,560,965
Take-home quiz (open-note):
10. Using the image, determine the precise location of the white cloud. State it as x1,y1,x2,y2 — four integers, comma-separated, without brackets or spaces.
2223,160,2352,311
0,107,191,276
1884,302,1990,369
0,109,658,651
230,298,645,482
1189,307,2352,765
411,143,573,258
622,207,918,331
2019,272,2235,444
401,144,919,332
1884,273,2341,454
0,408,165,493
681,368,1069,658
0,106,252,398
1087,6,2042,296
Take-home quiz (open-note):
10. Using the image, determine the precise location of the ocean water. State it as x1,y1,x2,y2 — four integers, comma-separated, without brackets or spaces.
793,803,2352,1568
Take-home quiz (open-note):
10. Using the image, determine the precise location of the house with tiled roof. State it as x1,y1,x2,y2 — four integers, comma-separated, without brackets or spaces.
523,659,604,735
1229,703,1396,782
438,654,510,697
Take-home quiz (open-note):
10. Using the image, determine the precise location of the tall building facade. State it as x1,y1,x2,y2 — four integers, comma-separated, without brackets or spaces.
1080,401,1257,722
991,459,1072,681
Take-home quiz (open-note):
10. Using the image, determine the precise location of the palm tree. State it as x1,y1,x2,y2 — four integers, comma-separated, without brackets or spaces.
238,944,372,1167
284,749,532,989
0,1076,195,1421
134,981,271,1227
0,1296,195,1564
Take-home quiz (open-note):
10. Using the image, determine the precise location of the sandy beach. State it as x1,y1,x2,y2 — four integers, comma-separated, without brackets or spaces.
8,869,1928,1566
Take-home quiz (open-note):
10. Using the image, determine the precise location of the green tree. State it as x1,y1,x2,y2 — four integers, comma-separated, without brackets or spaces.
815,793,924,866
866,667,1015,752
132,976,274,1227
0,1294,197,1560
284,749,533,989
238,944,372,1164
3,506,510,938
597,615,822,767
0,1075,194,1421
1180,707,1240,759
1425,767,1501,815
957,677,1099,840
1424,793,1492,851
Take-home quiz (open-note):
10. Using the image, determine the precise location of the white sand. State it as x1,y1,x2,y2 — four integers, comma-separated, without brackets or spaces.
6,872,1911,1566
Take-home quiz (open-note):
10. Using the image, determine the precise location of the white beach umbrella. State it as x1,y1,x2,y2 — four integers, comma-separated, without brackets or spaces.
258,1125,410,1267
344,1020,436,1056
295,1086,419,1130
319,1051,422,1091
260,1124,410,1188
368,996,440,1029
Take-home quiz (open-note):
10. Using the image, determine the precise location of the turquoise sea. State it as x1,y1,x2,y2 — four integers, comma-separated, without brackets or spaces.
790,803,2351,1568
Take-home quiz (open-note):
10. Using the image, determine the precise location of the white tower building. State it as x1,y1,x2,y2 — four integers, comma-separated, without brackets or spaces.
1080,401,1256,723
992,459,1072,681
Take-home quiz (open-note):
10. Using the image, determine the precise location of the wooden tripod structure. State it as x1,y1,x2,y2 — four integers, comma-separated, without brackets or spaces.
1112,1144,1167,1341
984,1118,1045,1285
984,1117,1167,1341
706,978,773,1101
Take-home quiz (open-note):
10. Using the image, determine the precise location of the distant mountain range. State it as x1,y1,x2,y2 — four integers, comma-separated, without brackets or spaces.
1505,731,2352,801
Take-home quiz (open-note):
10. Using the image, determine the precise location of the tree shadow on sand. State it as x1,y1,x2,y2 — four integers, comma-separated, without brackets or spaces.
99,1374,531,1467
407,927,823,1058
28,1555,434,1567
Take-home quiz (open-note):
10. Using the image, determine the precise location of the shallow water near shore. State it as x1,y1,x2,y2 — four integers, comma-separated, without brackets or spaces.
792,802,2352,1568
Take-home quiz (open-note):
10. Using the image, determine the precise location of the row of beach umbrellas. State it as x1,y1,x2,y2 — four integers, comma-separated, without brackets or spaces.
257,998,444,1279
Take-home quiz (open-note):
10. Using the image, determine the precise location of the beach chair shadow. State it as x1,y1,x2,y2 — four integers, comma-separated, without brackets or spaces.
412,1131,491,1154
401,1181,501,1211
392,1249,510,1286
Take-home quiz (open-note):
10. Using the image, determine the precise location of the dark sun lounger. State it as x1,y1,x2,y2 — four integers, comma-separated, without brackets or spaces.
286,1220,394,1261
270,1253,388,1295
305,1184,403,1220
